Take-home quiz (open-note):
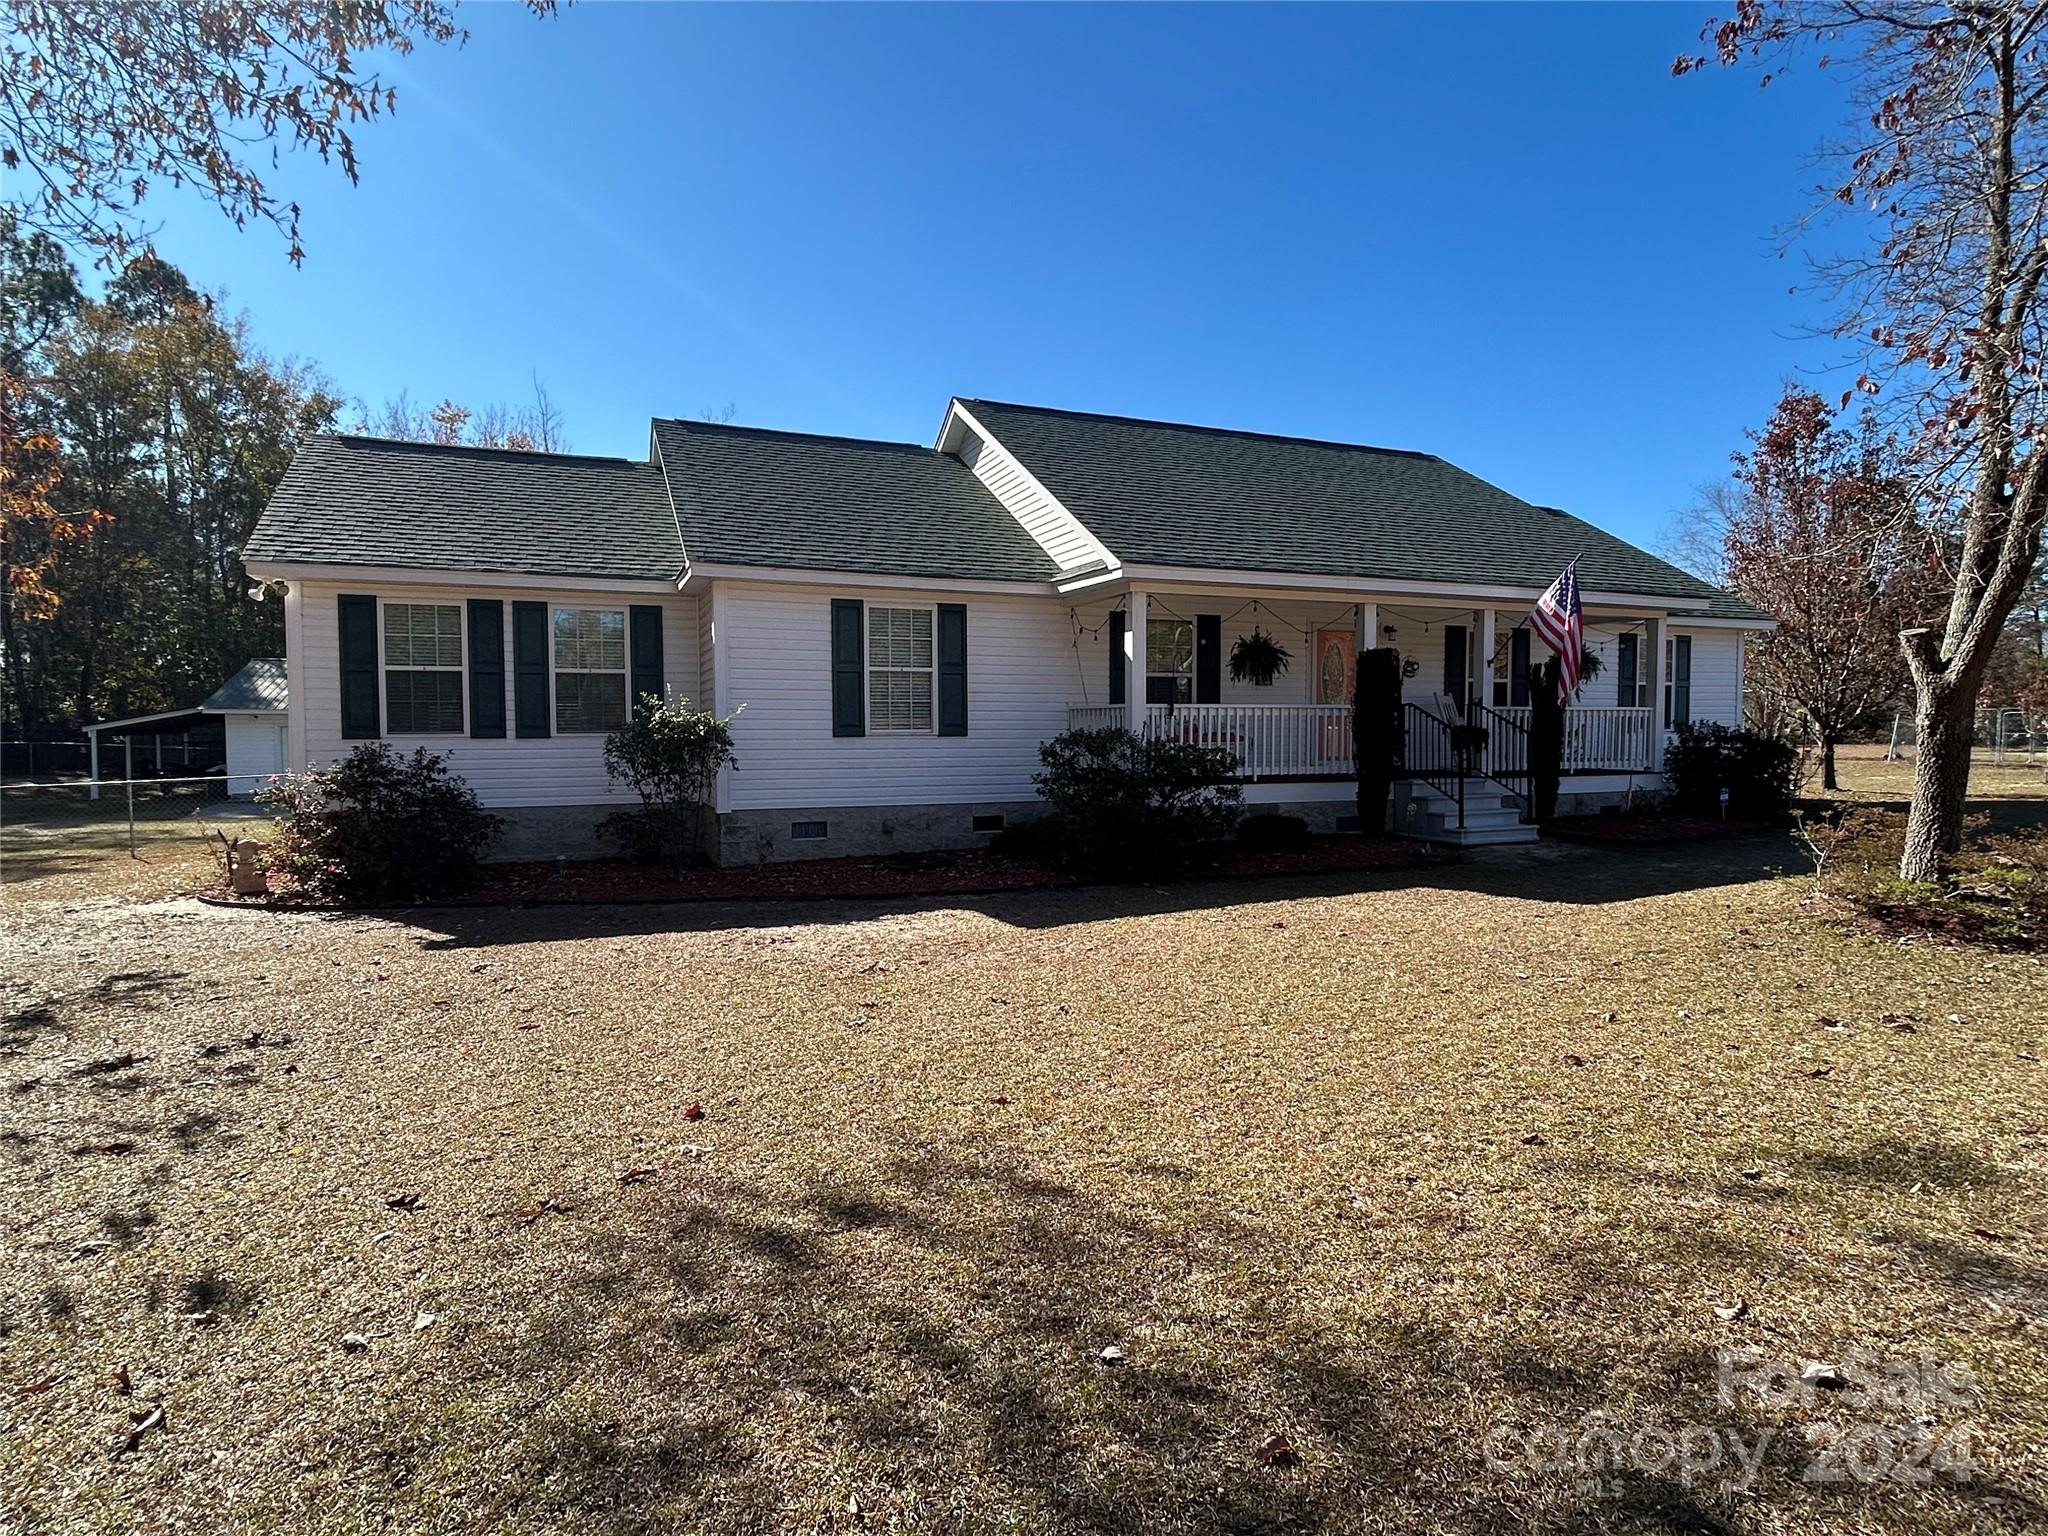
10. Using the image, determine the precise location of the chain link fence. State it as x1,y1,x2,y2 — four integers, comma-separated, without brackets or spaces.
1885,708,2047,765
1,776,275,877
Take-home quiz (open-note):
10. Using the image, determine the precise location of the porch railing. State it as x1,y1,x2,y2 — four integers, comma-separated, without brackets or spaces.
1067,706,1125,733
1065,704,1354,780
1495,705,1656,772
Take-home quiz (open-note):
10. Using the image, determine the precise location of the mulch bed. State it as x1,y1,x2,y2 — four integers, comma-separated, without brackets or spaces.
198,834,1446,910
1542,813,1781,846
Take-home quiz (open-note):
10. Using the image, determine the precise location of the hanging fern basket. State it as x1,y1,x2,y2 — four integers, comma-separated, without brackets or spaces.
1228,627,1293,687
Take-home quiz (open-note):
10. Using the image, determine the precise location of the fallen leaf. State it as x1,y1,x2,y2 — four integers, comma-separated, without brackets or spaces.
1973,1228,2013,1243
1800,1361,1848,1391
113,1403,165,1456
384,1191,421,1211
109,1365,130,1395
181,1311,220,1328
1561,1053,1586,1067
18,1373,60,1397
1713,1299,1749,1322
1739,1168,1763,1181
341,1332,371,1352
1520,1132,1548,1146
1805,1066,1834,1079
1255,1431,1302,1466
412,1310,437,1332
683,1103,706,1122
619,1166,657,1186
1098,1344,1126,1366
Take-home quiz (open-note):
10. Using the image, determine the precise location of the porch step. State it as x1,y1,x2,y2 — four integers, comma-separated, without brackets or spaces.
1397,779,1542,847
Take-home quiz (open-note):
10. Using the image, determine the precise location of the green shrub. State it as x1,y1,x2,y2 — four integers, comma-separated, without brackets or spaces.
1031,727,1243,879
1804,807,2046,949
258,744,502,903
601,695,741,870
1237,813,1313,852
1663,721,1802,821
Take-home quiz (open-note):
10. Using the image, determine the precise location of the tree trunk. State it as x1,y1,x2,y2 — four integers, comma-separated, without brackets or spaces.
1899,685,1974,882
1820,735,1839,791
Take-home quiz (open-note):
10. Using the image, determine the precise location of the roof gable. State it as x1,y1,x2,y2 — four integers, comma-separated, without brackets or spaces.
958,399,1760,614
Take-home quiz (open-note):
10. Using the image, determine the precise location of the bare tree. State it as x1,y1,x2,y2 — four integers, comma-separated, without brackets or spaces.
1,0,557,266
357,379,572,453
1685,2,2048,877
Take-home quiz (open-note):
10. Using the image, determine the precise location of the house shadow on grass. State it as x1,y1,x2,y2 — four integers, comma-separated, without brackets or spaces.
341,1143,2039,1534
400,832,1806,951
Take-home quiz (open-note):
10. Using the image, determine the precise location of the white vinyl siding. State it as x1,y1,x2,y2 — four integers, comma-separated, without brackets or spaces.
720,583,1073,811
953,420,1113,572
1669,627,1743,729
291,577,696,808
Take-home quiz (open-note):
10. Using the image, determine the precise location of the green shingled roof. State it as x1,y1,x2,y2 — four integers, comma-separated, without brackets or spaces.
652,419,1062,583
200,658,288,713
245,435,683,581
957,400,1766,618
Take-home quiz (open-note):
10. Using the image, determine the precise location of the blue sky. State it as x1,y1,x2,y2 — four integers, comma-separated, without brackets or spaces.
133,2,1855,550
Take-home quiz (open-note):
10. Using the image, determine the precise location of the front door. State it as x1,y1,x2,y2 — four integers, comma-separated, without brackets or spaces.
1314,629,1354,763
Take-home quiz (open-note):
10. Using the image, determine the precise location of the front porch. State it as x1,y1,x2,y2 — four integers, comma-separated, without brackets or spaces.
1065,700,1662,782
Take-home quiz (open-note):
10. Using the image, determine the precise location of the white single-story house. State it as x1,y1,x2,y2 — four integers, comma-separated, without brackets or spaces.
85,658,291,798
241,399,1770,860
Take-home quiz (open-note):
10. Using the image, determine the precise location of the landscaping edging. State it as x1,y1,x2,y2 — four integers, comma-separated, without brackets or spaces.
1542,815,1785,847
194,835,1450,912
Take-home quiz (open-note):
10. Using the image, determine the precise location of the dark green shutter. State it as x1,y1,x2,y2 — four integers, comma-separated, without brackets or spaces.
338,595,379,739
630,604,664,718
1444,624,1468,710
1195,615,1221,704
936,603,967,736
512,601,550,739
830,598,865,737
1108,610,1126,705
1617,633,1638,709
467,600,505,738
1670,634,1692,726
1509,629,1531,708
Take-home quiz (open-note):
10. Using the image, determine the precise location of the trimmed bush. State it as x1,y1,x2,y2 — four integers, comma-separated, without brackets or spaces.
601,695,741,870
1237,813,1313,852
1352,648,1402,833
1031,726,1242,879
1663,721,1801,821
258,744,502,903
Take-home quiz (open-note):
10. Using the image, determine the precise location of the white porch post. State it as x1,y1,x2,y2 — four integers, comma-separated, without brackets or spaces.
1124,588,1148,733
1644,615,1666,771
88,727,101,801
1477,607,1497,711
1358,601,1378,654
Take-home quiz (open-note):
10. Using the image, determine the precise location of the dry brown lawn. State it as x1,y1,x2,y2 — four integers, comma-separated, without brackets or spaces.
1820,743,2048,808
3,819,2045,1532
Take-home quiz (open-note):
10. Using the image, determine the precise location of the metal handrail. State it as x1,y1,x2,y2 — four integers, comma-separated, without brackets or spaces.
1468,703,1532,805
1402,704,1465,830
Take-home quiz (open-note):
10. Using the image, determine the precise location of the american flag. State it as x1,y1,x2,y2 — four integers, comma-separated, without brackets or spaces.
1529,561,1583,703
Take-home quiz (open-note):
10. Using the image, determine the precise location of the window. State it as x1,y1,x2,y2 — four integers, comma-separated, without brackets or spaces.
1617,633,1647,708
868,606,934,732
1145,617,1194,704
972,813,1005,833
791,820,829,841
553,607,628,733
1664,634,1693,728
382,603,464,734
